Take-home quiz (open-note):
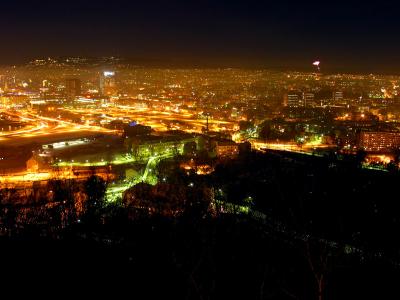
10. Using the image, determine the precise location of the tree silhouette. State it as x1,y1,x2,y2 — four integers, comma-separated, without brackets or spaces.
355,149,367,168
83,175,106,222
304,240,335,300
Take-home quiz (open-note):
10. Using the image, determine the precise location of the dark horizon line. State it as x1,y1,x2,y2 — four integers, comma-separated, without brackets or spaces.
1,56,400,77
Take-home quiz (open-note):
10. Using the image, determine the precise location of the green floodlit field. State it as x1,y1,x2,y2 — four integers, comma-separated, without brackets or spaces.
51,141,183,202
54,154,137,168
53,145,182,168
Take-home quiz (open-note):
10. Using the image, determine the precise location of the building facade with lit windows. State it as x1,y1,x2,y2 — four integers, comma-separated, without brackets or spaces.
283,92,304,108
99,71,117,96
358,131,400,152
65,78,82,100
303,92,316,107
212,139,239,157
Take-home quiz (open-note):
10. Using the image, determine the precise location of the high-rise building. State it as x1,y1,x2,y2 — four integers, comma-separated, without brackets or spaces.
284,92,304,107
40,80,50,96
100,71,117,96
0,75,7,92
358,131,400,152
333,91,344,103
303,92,316,107
66,78,82,100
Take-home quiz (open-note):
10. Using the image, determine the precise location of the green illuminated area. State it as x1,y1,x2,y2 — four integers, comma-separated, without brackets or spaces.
51,137,192,202
54,153,137,167
305,134,323,146
106,153,175,202
213,189,254,215
53,137,189,168
295,134,324,147
214,200,251,214
361,163,389,172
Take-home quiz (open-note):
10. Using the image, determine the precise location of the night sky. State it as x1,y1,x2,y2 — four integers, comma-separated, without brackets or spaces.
1,0,400,73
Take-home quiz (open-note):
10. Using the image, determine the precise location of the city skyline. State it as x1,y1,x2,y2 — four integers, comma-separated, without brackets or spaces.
2,1,400,298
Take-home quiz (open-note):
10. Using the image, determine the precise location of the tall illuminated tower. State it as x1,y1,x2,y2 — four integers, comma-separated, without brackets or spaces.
99,71,117,96
66,78,82,101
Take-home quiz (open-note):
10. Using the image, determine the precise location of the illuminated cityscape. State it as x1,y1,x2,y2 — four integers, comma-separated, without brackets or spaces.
1,1,400,299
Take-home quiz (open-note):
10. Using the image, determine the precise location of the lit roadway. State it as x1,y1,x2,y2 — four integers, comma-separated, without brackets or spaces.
61,105,237,133
250,140,334,155
0,108,118,185
0,169,74,188
0,109,116,145
2,104,231,189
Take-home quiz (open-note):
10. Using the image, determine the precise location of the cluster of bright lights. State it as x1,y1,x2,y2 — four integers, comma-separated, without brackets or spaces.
103,71,115,77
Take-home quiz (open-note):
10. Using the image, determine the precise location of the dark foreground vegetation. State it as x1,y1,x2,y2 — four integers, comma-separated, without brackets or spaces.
1,151,400,299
